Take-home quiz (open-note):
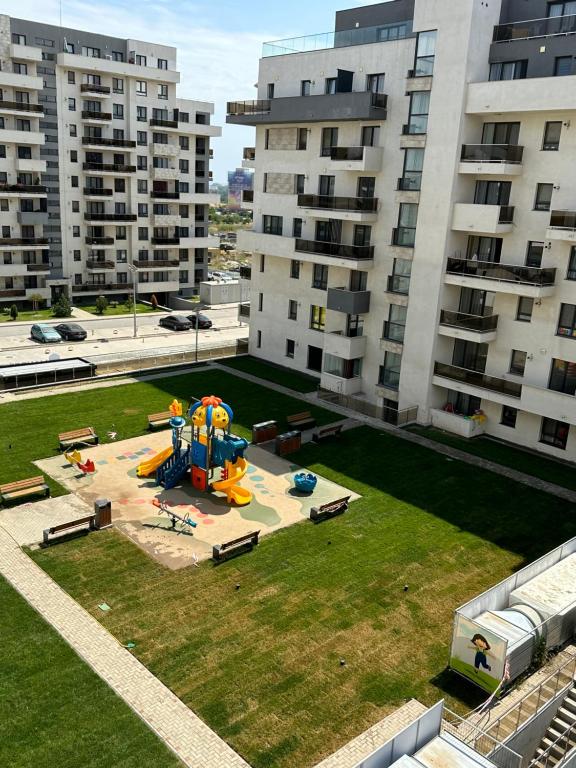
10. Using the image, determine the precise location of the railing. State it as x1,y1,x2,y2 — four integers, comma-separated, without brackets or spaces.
80,83,110,94
81,110,112,121
295,238,374,260
243,147,256,161
531,717,576,768
85,236,114,245
434,361,522,397
26,262,50,271
439,310,499,333
549,210,576,231
383,321,405,343
493,13,576,43
133,259,179,268
82,136,136,148
0,184,46,194
72,283,131,292
84,213,137,222
330,146,365,161
262,20,413,57
461,144,524,164
83,187,112,196
151,191,180,199
0,289,26,297
0,237,49,246
387,275,410,295
317,386,418,425
298,194,378,212
443,708,522,768
83,162,137,173
86,260,114,269
227,100,271,116
150,118,178,128
0,100,43,113
150,237,180,245
446,258,556,286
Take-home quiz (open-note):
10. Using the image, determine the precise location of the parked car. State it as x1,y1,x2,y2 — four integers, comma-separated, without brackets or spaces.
187,313,213,329
31,324,62,343
54,323,87,341
159,315,193,331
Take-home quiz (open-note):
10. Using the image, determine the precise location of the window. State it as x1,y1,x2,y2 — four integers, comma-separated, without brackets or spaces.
71,176,78,188
135,54,147,66
548,1,576,15
295,174,305,194
137,131,147,145
466,236,502,262
290,259,300,279
543,121,562,150
516,296,534,322
82,46,100,58
379,352,401,390
558,304,576,338
297,128,307,150
554,56,573,76
321,127,338,157
482,122,520,145
288,300,298,320
70,149,77,163
136,80,147,96
267,83,275,99
180,136,190,150
357,177,375,198
262,215,282,235
112,103,123,120
384,304,407,343
549,358,576,394
112,51,124,62
540,418,570,450
157,58,168,70
116,227,127,240
68,97,76,111
310,305,326,331
256,330,262,349
116,249,127,263
318,175,335,196
259,253,265,273
13,62,28,74
377,22,409,40
138,227,148,240
366,73,385,93
258,293,263,311
158,84,168,99
353,225,371,247
137,106,147,122
474,180,511,206
389,258,412,294
568,247,576,280
114,178,125,193
286,339,295,359
510,350,527,376
501,406,518,428
489,60,528,81
414,30,436,76
526,241,544,268
137,179,148,193
67,71,75,84
12,33,26,45
405,91,430,134
361,126,379,147
399,147,424,191
301,80,312,96
72,200,79,213
535,183,553,211
395,203,418,247
137,156,147,170
69,124,77,137
179,159,189,174
325,77,337,94
72,225,80,237
312,264,328,290
293,218,303,238
113,78,124,93
0,146,5,159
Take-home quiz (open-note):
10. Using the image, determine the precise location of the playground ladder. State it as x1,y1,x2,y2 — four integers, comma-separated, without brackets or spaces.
157,446,191,490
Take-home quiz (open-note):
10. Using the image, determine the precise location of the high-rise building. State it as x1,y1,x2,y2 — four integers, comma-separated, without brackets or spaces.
0,15,220,307
227,167,253,208
228,0,576,463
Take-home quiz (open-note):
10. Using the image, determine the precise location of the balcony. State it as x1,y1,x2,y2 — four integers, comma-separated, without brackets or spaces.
493,13,576,42
433,362,522,400
438,310,499,343
87,260,115,270
297,194,378,221
227,91,387,126
133,259,180,268
25,262,50,272
0,288,26,298
0,71,42,91
459,144,524,176
150,118,178,129
430,409,487,438
0,128,44,146
295,239,374,262
327,287,371,314
80,83,111,95
81,110,112,122
83,187,113,197
521,383,576,426
151,190,180,200
327,146,382,172
452,203,515,234
17,210,47,225
0,99,43,115
85,236,114,245
151,142,180,157
0,237,49,249
84,213,137,222
72,283,131,293
445,258,556,298
10,43,42,62
150,236,180,245
83,162,136,173
546,210,576,243
324,332,367,359
152,167,180,181
81,136,136,149
16,158,46,174
0,183,46,196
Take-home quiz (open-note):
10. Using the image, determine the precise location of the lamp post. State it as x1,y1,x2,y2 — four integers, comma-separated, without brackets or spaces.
127,263,139,338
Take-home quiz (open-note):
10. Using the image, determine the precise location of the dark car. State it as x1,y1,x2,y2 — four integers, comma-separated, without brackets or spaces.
159,315,193,331
54,323,87,341
187,313,212,329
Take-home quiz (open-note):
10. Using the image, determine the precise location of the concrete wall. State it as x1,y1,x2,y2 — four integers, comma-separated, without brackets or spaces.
199,280,249,305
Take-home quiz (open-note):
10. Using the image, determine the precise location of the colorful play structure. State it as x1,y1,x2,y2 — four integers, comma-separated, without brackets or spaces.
64,449,96,475
294,472,317,494
137,396,253,506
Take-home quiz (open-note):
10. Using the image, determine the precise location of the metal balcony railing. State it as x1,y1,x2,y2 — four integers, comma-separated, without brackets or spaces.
83,187,113,196
298,194,378,212
434,361,522,397
82,136,136,148
461,144,524,164
439,310,499,333
80,83,111,94
84,213,137,222
295,238,374,260
85,236,114,245
83,162,137,173
86,260,115,269
150,118,178,128
0,184,46,194
0,237,49,245
81,110,112,121
133,259,180,268
0,100,43,113
446,258,556,286
493,13,576,42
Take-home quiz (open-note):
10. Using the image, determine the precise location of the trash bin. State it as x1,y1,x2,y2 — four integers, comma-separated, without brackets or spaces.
275,430,301,456
252,420,279,444
94,498,112,529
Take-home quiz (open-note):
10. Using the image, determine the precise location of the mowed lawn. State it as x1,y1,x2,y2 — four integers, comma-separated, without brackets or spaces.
219,356,320,393
0,576,182,768
0,368,336,496
32,426,576,768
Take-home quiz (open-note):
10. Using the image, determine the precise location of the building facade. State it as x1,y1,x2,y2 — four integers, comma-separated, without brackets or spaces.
229,0,576,463
0,15,220,307
227,167,253,208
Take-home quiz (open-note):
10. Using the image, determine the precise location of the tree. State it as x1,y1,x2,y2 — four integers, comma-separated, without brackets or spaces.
52,294,72,318
95,295,108,315
150,294,158,310
28,293,45,311
125,293,134,311
9,304,18,321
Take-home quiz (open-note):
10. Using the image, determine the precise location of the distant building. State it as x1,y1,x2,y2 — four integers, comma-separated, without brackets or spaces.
227,168,253,208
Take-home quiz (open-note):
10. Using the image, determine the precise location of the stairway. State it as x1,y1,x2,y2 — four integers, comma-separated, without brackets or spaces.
532,686,576,767
156,447,191,489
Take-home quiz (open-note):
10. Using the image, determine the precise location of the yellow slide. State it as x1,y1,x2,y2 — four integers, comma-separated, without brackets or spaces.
212,457,252,506
137,447,173,477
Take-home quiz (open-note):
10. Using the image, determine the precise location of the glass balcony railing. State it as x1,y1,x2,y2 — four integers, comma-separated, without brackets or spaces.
493,13,576,43
227,100,271,116
297,194,378,212
330,147,365,161
262,20,413,57
549,210,576,231
439,310,499,333
446,258,556,286
461,144,524,164
295,239,374,261
434,362,522,398
0,100,43,113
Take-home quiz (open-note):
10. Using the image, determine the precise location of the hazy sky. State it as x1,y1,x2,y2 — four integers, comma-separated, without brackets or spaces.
3,0,386,183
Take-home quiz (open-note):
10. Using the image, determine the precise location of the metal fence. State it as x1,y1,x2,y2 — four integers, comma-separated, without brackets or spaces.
316,388,418,426
443,709,523,768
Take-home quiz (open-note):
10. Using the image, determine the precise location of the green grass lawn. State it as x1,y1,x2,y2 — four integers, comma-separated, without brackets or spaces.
0,369,336,497
78,302,156,317
0,576,182,768
409,426,576,492
32,426,576,768
0,308,54,323
219,356,320,393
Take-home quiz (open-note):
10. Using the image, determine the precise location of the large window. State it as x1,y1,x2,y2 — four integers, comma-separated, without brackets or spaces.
400,148,424,191
383,305,407,343
413,30,437,76
548,2,576,15
482,122,520,145
405,91,430,134
310,305,326,332
388,258,412,295
509,349,527,376
321,127,338,157
557,304,576,338
323,354,362,379
554,56,573,76
568,247,576,280
549,358,576,395
366,73,385,93
446,391,482,417
501,406,518,428
288,300,298,320
474,180,511,206
489,60,527,81
379,352,401,390
312,263,328,290
543,121,562,150
395,203,419,246
466,236,502,262
453,340,488,373
540,418,570,450
262,215,283,235
534,183,553,211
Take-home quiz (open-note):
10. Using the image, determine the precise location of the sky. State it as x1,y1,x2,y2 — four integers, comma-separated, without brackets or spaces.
2,0,388,183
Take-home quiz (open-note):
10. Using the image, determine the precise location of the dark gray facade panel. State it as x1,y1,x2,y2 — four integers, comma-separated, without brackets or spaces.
499,1,551,24
10,18,127,59
335,0,415,32
490,36,576,77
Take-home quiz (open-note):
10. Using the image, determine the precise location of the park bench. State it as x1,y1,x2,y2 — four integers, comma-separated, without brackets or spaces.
212,530,260,562
147,411,173,430
0,476,50,504
58,427,99,451
43,514,96,545
312,424,343,443
310,496,351,523
287,411,316,431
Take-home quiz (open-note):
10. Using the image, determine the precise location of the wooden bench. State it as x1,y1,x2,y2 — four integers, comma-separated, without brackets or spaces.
212,530,260,562
43,515,96,546
58,427,99,451
0,476,50,504
147,411,173,430
287,411,316,431
312,424,343,443
310,496,351,523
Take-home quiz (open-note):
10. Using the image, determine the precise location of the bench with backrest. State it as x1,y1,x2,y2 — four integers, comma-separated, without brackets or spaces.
147,411,173,430
0,476,50,504
58,427,98,451
287,411,316,431
43,514,96,546
310,496,351,523
212,530,260,562
312,424,343,443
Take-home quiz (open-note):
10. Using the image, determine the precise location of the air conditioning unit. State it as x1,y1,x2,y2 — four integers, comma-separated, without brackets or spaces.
105,54,112,60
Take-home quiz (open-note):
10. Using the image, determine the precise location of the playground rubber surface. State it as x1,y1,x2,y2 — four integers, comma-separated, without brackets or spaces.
36,431,359,569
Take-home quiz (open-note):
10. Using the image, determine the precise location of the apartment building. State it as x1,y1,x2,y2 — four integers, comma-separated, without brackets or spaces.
0,15,220,307
229,0,576,463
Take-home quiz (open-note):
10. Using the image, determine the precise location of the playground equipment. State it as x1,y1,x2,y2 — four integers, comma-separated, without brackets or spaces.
294,472,317,494
64,449,96,475
136,395,252,506
151,498,197,534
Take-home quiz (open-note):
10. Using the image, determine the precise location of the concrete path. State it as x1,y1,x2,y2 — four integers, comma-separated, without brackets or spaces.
0,526,250,768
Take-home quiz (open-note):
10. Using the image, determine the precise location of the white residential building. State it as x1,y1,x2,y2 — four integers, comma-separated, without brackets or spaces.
229,0,576,463
0,15,220,308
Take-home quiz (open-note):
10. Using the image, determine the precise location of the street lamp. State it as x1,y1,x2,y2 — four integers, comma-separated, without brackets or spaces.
127,263,139,339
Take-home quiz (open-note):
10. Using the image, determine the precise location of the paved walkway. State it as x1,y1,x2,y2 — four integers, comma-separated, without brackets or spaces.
0,526,249,768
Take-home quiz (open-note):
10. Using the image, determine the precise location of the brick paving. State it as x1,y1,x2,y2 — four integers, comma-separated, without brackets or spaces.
0,526,250,768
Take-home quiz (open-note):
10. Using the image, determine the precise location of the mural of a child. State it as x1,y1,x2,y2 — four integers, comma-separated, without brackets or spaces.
470,633,492,673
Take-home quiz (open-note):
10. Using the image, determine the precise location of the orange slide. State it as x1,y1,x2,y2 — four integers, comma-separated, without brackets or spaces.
211,457,252,506
137,447,173,477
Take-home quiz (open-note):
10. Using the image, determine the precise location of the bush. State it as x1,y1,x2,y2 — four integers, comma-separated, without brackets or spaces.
9,304,18,321
125,294,134,311
51,294,72,318
150,294,158,310
95,295,108,315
